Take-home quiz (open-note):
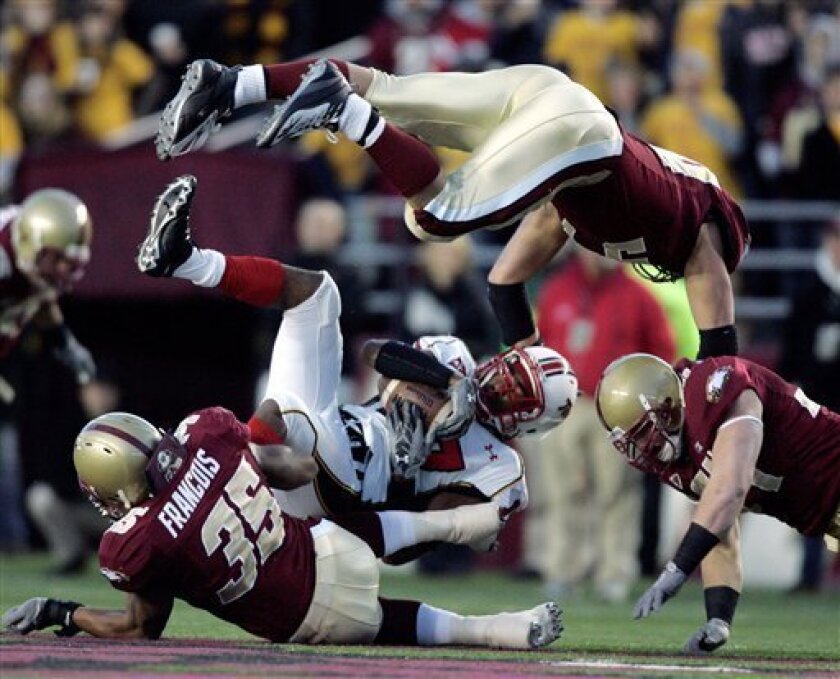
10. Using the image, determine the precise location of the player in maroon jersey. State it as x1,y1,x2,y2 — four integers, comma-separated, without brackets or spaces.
595,353,840,654
153,58,748,359
2,402,562,648
0,188,95,399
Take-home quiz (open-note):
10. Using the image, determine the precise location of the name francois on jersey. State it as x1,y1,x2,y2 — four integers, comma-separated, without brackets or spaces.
158,450,220,539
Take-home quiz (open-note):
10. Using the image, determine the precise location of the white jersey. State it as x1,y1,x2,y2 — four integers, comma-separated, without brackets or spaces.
262,282,526,518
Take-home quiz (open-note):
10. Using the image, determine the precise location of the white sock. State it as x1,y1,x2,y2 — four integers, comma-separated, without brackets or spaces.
378,505,499,556
339,93,374,142
377,511,418,556
417,604,533,648
377,509,465,556
173,248,226,287
416,604,458,645
234,65,267,108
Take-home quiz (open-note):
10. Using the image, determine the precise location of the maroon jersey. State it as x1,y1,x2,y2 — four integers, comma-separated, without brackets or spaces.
98,407,317,642
552,130,750,279
660,357,840,536
0,207,55,359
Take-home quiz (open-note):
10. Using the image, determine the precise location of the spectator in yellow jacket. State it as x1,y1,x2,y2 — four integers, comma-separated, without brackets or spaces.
542,0,658,102
641,49,744,196
73,1,154,142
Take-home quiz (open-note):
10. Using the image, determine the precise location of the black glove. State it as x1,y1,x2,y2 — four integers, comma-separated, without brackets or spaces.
2,597,82,636
633,561,688,619
387,397,429,479
432,377,477,442
45,325,96,385
684,618,730,654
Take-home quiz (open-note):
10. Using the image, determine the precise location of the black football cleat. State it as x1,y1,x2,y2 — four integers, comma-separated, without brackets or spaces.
156,59,239,160
255,58,352,148
137,175,197,277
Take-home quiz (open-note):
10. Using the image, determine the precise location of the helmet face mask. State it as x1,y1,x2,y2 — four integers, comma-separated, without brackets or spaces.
33,244,90,290
607,400,682,475
73,412,161,520
13,188,92,291
596,353,684,475
475,347,577,439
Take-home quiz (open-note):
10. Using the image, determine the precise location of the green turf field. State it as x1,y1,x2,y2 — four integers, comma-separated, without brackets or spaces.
1,554,838,677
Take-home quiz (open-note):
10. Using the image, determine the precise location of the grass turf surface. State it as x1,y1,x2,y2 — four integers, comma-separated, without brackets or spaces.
1,554,838,677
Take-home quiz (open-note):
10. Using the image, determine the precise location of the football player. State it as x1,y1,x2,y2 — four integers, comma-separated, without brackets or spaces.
0,188,96,399
154,58,749,359
595,353,840,654
135,176,577,562
2,393,562,648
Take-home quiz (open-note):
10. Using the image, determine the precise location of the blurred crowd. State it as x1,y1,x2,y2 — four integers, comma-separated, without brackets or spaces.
2,0,839,202
2,0,839,592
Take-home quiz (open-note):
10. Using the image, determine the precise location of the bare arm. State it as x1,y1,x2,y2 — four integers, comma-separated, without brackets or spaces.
632,392,760,619
488,203,568,285
248,399,318,490
700,521,743,591
73,591,173,640
692,390,763,536
683,223,735,331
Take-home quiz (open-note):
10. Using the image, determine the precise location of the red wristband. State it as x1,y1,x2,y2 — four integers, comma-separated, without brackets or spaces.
247,416,285,445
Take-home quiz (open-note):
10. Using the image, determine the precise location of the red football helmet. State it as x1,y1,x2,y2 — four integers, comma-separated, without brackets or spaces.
475,346,577,439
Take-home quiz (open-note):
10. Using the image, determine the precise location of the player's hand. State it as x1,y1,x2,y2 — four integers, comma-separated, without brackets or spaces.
387,397,429,479
633,562,687,619
51,329,96,385
683,618,730,654
2,597,82,636
433,377,477,442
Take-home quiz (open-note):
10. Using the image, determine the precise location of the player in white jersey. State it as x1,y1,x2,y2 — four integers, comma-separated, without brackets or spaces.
138,176,577,556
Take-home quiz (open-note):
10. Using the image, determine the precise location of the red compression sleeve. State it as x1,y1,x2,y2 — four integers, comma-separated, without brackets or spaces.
365,124,440,198
219,256,285,307
264,59,350,98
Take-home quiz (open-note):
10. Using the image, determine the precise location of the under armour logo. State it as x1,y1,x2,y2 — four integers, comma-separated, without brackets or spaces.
485,444,498,461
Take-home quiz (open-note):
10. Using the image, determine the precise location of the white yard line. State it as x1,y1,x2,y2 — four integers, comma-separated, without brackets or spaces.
546,659,754,674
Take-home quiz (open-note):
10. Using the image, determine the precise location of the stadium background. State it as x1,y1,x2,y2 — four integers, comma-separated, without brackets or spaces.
1,0,839,619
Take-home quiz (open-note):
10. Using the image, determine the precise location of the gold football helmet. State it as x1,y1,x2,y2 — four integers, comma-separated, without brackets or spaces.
12,188,92,289
595,353,684,474
73,412,161,519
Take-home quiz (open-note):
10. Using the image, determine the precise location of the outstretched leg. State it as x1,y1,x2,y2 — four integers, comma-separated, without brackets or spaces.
375,597,563,650
137,174,321,310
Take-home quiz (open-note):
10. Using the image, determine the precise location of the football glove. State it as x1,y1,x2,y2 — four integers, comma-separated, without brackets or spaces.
432,376,477,442
633,561,687,619
3,597,82,636
387,396,429,479
684,618,730,654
